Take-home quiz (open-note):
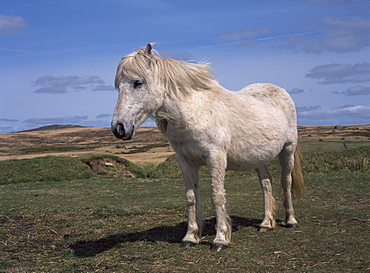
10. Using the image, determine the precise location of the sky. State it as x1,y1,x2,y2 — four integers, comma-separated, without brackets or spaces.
0,0,369,134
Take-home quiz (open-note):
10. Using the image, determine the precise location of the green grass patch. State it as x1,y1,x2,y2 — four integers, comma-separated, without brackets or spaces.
302,146,369,173
0,156,93,184
298,141,370,152
151,146,370,179
0,154,146,185
0,172,369,272
0,141,369,271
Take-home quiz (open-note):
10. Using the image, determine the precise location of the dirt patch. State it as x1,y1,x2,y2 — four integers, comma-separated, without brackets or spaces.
85,158,136,178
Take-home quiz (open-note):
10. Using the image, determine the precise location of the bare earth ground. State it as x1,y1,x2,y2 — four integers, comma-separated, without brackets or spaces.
0,124,369,166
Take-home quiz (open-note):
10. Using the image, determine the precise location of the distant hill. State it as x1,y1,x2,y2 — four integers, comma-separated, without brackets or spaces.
0,124,369,166
18,124,84,133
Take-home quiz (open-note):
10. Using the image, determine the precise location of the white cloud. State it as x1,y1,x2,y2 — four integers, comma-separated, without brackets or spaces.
142,118,157,127
34,75,103,87
308,0,370,14
0,14,27,35
279,35,306,50
33,75,106,94
289,88,304,94
297,104,370,125
334,85,370,96
96,114,111,119
92,85,115,91
159,49,194,61
306,62,370,84
34,87,67,94
0,118,18,122
296,105,322,113
0,125,20,134
219,27,270,42
304,16,370,53
23,115,88,125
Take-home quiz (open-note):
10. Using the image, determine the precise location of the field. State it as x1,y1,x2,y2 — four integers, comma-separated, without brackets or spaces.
0,125,369,272
1,124,369,165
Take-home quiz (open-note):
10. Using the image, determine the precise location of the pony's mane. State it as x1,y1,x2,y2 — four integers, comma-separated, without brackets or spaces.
115,46,216,95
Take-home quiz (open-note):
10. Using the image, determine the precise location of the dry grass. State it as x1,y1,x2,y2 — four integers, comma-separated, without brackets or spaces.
298,124,370,142
1,124,369,167
0,126,173,167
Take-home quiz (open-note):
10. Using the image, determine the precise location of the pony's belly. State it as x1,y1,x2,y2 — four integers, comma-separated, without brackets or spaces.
226,159,265,171
226,151,278,171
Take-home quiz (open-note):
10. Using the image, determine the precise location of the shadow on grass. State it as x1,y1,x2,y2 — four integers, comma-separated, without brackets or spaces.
69,216,261,257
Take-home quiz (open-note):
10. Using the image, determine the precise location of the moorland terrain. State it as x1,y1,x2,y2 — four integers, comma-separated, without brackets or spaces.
1,124,369,166
0,124,369,272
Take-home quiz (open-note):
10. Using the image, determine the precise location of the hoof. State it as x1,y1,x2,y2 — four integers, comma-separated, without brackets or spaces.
285,224,298,229
259,227,272,232
180,242,196,248
211,244,227,252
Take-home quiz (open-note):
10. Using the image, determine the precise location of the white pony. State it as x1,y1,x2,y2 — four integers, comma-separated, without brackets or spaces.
111,43,305,252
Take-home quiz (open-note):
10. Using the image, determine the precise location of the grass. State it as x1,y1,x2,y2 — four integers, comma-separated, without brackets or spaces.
115,142,170,154
0,156,93,184
152,146,370,178
0,154,146,185
298,141,370,152
80,154,146,178
19,145,96,154
301,146,369,173
1,173,369,272
0,144,369,272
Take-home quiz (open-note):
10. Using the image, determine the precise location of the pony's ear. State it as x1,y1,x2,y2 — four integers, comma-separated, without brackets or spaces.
145,43,153,56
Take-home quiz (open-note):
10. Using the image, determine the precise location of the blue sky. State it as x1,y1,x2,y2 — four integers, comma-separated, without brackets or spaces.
0,0,369,133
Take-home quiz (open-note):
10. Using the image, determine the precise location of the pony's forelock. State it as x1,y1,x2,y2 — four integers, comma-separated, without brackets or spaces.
115,46,215,93
114,51,149,89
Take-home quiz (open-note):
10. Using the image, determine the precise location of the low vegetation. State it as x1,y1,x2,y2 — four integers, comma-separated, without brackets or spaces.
0,127,369,272
80,154,146,179
0,156,93,184
19,145,96,154
115,142,170,155
0,154,146,185
152,146,370,179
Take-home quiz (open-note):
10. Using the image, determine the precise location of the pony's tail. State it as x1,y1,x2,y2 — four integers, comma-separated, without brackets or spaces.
291,147,306,198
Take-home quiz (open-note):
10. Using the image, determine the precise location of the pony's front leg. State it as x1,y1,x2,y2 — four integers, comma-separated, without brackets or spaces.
177,157,202,247
208,153,231,252
256,166,276,232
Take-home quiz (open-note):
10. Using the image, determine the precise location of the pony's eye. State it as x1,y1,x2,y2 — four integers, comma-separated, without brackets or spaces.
133,80,144,89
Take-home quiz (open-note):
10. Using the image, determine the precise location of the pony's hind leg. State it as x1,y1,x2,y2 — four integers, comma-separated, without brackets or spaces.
255,166,276,232
177,157,202,247
279,146,299,228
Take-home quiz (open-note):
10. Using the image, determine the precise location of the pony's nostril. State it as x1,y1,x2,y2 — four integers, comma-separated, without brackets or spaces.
117,123,125,135
112,123,125,139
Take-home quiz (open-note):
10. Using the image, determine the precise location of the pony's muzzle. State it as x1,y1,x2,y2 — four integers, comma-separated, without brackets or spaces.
111,122,134,140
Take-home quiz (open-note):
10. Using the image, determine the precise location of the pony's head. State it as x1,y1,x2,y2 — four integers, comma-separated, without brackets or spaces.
111,43,162,140
111,43,214,140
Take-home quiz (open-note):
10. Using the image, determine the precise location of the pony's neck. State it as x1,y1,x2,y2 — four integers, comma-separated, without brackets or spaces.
155,82,225,135
154,94,185,134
